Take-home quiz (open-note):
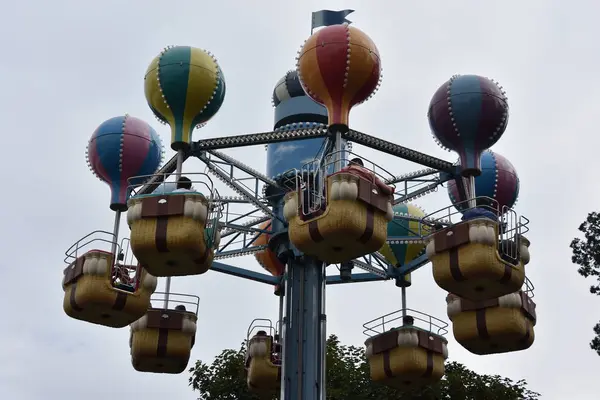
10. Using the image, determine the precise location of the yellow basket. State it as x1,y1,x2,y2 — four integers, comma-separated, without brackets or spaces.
130,308,197,374
284,173,392,263
127,193,216,277
62,250,156,328
428,219,526,301
365,327,447,389
447,291,536,355
246,334,281,394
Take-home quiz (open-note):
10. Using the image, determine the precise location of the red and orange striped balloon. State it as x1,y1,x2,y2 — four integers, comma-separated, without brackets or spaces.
297,24,382,128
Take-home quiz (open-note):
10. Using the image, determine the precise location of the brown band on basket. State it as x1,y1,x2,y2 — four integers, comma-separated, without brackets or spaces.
145,309,185,330
433,222,470,253
308,220,324,243
460,297,499,312
112,291,128,311
475,309,490,339
157,328,169,357
449,248,465,281
370,330,398,354
63,256,85,286
155,216,169,252
141,195,186,218
382,350,393,378
417,330,445,355
357,205,375,244
519,291,537,322
422,351,434,378
498,263,512,284
69,283,83,312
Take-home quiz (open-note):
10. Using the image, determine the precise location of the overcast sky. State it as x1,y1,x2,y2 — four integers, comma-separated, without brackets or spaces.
1,0,598,399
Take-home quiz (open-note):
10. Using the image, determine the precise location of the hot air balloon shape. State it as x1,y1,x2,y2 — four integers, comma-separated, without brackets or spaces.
448,150,520,214
254,220,284,277
86,115,164,211
144,45,226,150
379,204,429,274
428,75,509,177
296,24,382,130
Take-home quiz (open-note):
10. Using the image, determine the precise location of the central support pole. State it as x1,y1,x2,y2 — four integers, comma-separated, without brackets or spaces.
334,131,342,172
110,210,122,256
164,149,185,310
468,175,476,208
281,257,326,400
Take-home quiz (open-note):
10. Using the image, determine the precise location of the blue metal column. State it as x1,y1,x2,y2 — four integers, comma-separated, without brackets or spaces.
280,256,326,400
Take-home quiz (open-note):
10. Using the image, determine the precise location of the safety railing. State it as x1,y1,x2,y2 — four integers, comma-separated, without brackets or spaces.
127,172,216,199
422,196,530,263
247,318,277,342
293,150,397,216
523,276,535,299
64,230,121,264
363,308,449,337
149,291,200,315
118,237,138,266
206,188,223,248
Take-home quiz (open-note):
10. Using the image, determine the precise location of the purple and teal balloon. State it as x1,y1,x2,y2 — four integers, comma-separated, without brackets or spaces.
144,45,226,151
428,74,509,177
86,115,164,211
448,150,519,213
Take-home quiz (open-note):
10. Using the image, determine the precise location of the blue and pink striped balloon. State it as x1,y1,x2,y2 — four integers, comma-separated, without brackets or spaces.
428,74,509,177
448,150,519,214
86,115,163,211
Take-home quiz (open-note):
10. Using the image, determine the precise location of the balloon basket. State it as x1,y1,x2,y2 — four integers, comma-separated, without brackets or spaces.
245,319,281,392
365,327,447,389
427,218,526,301
284,174,392,264
246,334,281,393
129,308,197,374
128,194,216,277
62,250,155,328
447,291,536,355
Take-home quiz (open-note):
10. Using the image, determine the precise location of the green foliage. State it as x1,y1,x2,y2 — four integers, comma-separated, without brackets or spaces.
571,211,600,355
189,334,539,400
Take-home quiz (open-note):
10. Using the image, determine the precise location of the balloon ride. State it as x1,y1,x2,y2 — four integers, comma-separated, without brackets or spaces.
61,10,535,400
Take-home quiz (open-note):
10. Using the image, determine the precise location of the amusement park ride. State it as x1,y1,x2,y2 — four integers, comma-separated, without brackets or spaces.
61,10,536,400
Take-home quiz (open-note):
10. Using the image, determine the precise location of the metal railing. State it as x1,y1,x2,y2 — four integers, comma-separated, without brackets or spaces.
363,308,449,337
119,237,138,266
149,291,200,315
523,276,535,299
246,318,277,343
127,172,223,247
291,150,397,216
64,230,121,264
422,196,530,263
127,172,216,199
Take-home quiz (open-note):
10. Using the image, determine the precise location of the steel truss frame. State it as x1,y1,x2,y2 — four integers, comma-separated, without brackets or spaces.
135,126,463,400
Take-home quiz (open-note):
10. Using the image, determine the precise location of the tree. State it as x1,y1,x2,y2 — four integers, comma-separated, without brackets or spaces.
571,211,600,355
189,334,540,400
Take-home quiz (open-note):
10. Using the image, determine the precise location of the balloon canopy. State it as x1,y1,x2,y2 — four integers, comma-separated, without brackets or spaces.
297,24,382,129
87,115,163,211
272,70,308,107
448,150,520,213
144,45,226,150
379,203,429,268
428,74,509,177
254,221,284,276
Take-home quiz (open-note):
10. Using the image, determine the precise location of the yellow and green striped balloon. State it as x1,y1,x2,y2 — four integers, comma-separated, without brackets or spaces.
144,45,226,150
379,203,429,273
